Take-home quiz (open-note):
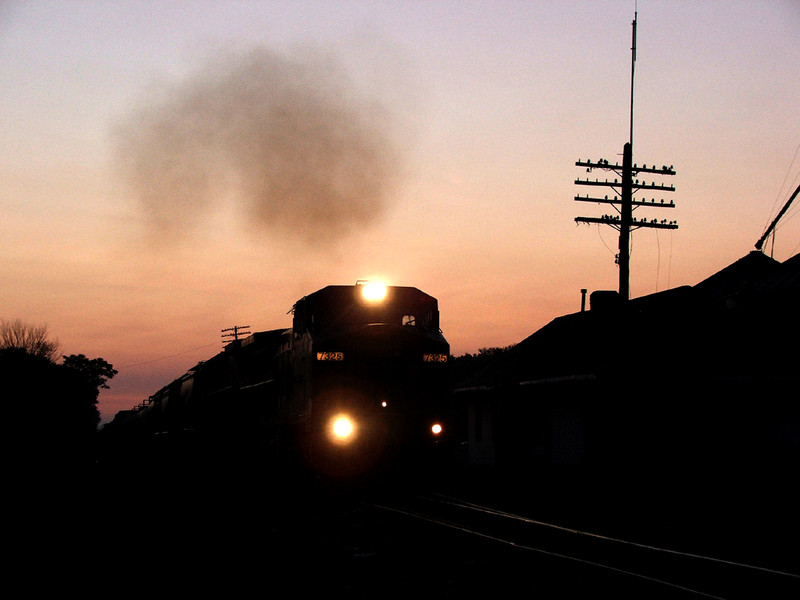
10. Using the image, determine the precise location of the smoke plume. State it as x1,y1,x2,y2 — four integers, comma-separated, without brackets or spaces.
113,47,400,245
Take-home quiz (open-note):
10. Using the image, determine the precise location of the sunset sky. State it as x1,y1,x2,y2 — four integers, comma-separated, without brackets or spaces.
2,1,799,423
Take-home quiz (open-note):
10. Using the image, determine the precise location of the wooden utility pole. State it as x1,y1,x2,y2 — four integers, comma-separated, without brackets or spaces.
221,325,251,345
573,12,677,300
575,147,676,300
755,182,800,253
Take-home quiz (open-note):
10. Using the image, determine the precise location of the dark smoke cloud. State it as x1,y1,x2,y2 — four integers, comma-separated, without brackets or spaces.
113,47,400,245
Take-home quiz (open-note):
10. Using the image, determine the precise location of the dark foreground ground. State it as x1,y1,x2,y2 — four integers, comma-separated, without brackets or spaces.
11,460,799,599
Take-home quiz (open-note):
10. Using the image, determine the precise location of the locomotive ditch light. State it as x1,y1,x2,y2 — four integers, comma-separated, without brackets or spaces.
359,280,387,303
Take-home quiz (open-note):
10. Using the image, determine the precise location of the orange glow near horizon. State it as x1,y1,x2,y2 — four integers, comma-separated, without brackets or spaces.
2,3,799,426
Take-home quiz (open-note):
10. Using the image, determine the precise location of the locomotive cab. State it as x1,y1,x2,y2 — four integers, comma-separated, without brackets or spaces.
289,282,450,477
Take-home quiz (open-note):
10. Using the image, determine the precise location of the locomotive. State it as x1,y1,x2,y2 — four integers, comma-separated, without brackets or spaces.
101,281,452,479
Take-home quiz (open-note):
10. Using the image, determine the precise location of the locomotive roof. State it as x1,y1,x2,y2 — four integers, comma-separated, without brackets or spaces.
299,284,437,305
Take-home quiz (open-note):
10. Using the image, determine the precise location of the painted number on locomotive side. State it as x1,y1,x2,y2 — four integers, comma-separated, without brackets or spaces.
316,351,344,361
423,353,448,363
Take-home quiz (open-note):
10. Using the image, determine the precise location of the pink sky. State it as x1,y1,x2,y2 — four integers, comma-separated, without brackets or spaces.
1,1,799,423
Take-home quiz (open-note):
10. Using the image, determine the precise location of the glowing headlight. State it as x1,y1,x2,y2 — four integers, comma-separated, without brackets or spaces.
360,281,387,303
329,414,357,444
431,423,443,436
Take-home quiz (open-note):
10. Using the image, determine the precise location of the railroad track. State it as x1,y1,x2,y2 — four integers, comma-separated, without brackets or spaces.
370,492,800,599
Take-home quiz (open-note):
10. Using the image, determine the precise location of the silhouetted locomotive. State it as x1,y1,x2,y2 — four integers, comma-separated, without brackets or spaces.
102,282,452,479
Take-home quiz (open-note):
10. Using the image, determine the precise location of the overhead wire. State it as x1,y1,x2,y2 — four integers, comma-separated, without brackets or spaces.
118,342,220,370
763,142,800,234
760,142,800,255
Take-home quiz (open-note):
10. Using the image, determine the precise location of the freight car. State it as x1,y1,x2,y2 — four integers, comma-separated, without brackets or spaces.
100,282,452,479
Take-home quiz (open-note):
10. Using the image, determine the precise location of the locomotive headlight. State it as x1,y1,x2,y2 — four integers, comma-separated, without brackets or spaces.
329,414,357,445
360,281,387,303
431,423,443,436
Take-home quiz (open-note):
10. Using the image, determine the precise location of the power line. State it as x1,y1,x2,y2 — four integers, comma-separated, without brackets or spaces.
119,342,220,370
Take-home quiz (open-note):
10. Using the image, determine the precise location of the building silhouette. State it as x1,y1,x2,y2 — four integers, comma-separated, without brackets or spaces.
454,251,800,501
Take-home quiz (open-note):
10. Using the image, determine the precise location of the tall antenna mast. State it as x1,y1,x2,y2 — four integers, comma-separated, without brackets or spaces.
629,10,637,149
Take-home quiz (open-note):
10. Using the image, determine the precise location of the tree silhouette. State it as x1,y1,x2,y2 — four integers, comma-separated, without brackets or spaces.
0,318,60,361
448,345,516,386
1,321,116,475
61,354,117,397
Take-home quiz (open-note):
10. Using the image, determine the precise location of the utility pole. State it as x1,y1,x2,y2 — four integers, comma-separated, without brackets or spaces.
574,11,677,300
221,325,251,345
575,148,677,300
755,182,800,253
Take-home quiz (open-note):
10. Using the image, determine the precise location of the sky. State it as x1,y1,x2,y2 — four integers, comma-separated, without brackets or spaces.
2,0,799,423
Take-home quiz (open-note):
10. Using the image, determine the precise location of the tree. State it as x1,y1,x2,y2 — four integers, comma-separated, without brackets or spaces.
0,318,60,361
62,354,118,397
448,345,516,386
58,354,118,435
1,320,117,473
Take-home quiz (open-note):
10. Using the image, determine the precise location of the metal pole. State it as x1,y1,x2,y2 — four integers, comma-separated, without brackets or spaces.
629,11,637,150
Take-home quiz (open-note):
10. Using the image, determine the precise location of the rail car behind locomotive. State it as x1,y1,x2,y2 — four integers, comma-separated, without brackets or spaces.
102,282,452,478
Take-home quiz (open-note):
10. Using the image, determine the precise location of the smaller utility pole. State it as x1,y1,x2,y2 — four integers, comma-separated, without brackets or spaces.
221,325,251,345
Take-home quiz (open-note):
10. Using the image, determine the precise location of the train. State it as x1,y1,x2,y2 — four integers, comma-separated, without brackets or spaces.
100,281,453,480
